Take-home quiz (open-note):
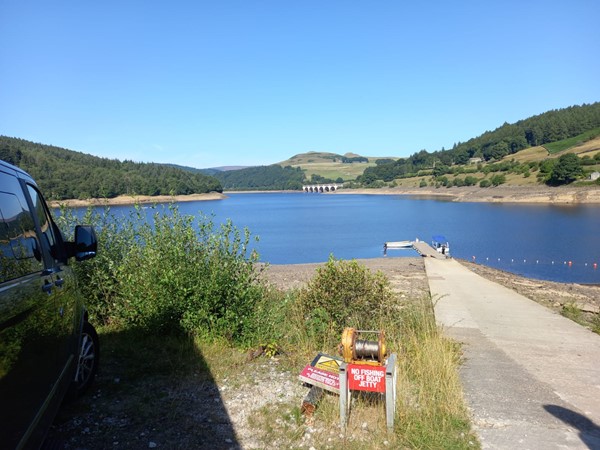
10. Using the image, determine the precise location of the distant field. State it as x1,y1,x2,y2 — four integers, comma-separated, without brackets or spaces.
505,146,548,163
543,128,600,154
279,151,397,182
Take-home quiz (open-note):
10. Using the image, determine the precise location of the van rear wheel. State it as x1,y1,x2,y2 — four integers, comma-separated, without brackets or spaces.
71,322,99,396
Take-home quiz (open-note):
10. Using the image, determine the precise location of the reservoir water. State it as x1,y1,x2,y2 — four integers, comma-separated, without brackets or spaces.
71,192,600,284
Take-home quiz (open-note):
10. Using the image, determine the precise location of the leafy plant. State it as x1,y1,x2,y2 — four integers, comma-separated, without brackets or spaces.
296,256,396,343
57,204,264,343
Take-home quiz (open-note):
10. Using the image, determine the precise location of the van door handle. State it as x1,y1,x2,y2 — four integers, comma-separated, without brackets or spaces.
42,280,53,294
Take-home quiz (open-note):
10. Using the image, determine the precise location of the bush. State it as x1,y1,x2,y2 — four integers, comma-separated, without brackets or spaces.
490,174,506,186
56,205,139,324
464,175,478,186
479,179,491,188
57,205,264,343
548,153,583,185
296,256,396,345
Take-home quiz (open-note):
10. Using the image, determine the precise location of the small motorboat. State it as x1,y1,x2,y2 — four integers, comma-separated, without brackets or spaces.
431,235,450,257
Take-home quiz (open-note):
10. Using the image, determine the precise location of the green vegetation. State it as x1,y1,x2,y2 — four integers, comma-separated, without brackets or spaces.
360,103,600,187
57,207,475,447
212,164,305,190
560,304,600,335
295,257,396,348
0,136,222,200
548,153,583,185
58,205,261,343
544,127,600,154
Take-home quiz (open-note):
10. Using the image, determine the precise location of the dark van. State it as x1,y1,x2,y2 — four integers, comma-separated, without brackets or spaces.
0,159,99,449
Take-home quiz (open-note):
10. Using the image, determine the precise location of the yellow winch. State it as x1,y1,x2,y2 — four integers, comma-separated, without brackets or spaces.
339,327,387,366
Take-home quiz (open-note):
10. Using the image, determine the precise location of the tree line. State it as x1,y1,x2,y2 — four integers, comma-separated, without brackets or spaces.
212,165,306,190
0,136,222,200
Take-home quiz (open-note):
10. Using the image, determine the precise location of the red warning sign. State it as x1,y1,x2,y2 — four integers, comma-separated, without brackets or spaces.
298,353,342,394
299,365,340,393
347,364,386,393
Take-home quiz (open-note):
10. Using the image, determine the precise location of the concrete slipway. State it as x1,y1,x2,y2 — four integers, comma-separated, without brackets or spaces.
425,257,600,449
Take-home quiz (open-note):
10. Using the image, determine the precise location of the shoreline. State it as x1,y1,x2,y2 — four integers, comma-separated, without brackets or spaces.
49,192,227,208
48,185,600,207
332,185,600,204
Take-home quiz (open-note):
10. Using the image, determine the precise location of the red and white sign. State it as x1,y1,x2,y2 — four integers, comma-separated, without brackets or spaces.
347,364,386,393
299,365,340,393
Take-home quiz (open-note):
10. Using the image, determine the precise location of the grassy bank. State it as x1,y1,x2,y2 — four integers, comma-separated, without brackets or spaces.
53,207,477,448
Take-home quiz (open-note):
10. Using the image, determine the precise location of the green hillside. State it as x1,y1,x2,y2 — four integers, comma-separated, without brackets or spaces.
212,165,305,191
0,136,222,200
543,127,600,154
385,134,600,189
359,103,600,188
278,151,398,184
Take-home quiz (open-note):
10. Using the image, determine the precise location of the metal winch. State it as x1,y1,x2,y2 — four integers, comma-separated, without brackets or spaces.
338,327,387,366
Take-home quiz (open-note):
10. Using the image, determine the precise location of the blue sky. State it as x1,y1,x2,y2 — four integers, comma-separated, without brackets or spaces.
1,1,599,168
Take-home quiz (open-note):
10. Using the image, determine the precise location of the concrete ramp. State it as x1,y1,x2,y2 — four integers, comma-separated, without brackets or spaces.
425,258,600,449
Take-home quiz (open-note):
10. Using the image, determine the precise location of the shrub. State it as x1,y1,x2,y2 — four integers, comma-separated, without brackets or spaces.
464,176,478,186
57,204,264,343
479,179,491,188
452,177,465,187
296,256,396,345
490,174,506,186
56,204,139,324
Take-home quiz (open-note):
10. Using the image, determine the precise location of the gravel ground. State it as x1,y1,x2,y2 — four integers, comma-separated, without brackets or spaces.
46,256,598,449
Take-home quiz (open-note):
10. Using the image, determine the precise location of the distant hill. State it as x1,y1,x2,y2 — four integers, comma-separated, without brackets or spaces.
277,151,398,184
166,163,252,174
211,165,305,191
0,136,222,200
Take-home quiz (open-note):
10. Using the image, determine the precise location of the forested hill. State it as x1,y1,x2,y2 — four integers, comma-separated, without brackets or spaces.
212,165,305,190
361,102,600,183
0,136,222,200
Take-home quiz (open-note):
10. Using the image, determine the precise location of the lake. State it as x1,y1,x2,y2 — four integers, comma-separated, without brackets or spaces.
70,192,600,284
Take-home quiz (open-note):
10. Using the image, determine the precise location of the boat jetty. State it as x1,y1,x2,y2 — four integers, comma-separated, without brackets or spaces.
384,236,450,260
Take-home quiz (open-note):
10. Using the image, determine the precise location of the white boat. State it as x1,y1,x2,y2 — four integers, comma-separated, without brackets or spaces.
384,240,413,250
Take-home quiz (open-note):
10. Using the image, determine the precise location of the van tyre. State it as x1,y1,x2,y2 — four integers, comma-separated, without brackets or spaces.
71,322,99,397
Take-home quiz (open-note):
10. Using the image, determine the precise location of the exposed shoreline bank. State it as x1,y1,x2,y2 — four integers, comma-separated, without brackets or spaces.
49,185,599,207
333,185,600,204
49,192,227,208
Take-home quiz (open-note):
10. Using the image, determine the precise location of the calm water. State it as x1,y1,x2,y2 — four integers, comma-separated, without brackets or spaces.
71,192,600,284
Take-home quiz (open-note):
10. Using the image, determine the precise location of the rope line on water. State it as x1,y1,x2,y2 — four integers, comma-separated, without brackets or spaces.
471,255,598,270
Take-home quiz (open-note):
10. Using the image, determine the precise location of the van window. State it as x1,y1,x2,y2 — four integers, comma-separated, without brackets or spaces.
27,185,59,262
0,191,45,283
